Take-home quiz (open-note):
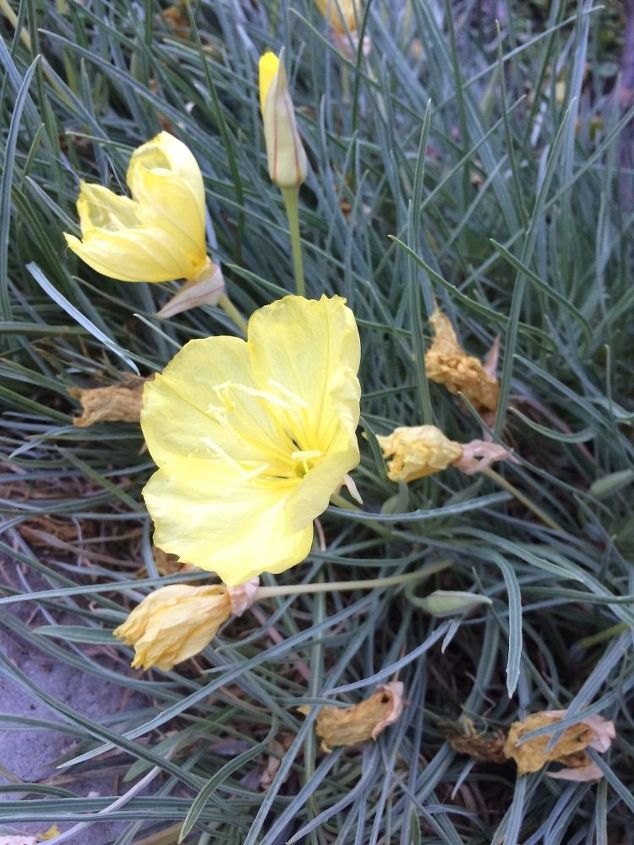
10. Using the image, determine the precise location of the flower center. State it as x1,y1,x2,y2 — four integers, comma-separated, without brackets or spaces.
290,449,323,478
207,381,323,480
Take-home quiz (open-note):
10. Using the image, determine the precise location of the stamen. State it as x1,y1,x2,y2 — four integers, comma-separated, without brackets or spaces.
291,449,322,475
268,379,309,409
203,436,255,474
214,381,298,411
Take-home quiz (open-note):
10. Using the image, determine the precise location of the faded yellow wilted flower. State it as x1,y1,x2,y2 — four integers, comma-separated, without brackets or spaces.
114,584,231,670
425,309,499,415
315,0,362,35
503,710,615,779
259,52,307,189
64,132,225,317
376,425,463,482
310,682,404,752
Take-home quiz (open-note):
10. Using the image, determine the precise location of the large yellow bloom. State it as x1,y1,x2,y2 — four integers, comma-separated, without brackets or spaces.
64,131,209,284
141,295,361,586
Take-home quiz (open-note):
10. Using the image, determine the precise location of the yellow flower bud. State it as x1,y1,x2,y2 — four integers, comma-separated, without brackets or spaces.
64,132,209,284
315,0,363,35
113,584,231,670
376,425,463,483
258,52,307,189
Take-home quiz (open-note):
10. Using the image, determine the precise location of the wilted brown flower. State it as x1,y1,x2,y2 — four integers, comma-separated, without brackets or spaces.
425,309,499,415
69,377,145,426
503,709,615,779
311,682,404,752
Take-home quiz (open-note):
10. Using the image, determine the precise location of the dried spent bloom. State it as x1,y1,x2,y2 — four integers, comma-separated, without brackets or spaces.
113,584,231,670
141,295,361,586
64,132,224,316
425,309,499,415
68,377,145,427
503,710,615,779
312,682,404,752
258,52,307,189
376,425,463,482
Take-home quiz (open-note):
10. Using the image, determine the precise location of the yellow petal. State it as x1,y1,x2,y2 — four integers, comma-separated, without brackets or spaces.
142,336,289,470
285,446,359,534
259,53,307,188
76,182,141,233
64,226,199,283
248,295,361,450
143,461,314,586
127,131,206,266
259,51,279,113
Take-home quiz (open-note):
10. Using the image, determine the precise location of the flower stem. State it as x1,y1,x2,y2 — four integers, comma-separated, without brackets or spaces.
218,292,248,336
481,467,563,532
575,622,627,649
256,559,452,600
281,186,306,296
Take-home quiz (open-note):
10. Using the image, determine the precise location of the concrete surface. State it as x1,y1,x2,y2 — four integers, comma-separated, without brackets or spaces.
0,611,147,845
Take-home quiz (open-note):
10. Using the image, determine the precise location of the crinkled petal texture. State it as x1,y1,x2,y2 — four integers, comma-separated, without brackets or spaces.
142,295,361,586
64,132,208,283
113,584,231,671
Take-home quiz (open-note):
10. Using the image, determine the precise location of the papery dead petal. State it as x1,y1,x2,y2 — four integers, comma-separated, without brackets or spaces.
342,473,363,504
483,334,501,379
547,762,604,782
452,439,514,475
314,682,405,752
69,377,146,426
502,710,615,777
227,577,260,616
424,308,499,415
156,261,225,319
584,715,616,752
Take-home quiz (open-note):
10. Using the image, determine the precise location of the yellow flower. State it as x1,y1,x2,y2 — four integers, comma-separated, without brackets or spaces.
141,295,361,586
113,584,231,670
258,52,307,189
425,309,499,415
64,131,209,284
315,0,363,35
377,425,463,483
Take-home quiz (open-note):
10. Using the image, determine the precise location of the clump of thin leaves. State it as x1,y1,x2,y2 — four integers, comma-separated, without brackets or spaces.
1,1,633,843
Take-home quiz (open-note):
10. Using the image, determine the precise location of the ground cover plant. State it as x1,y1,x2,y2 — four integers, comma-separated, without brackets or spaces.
1,0,633,843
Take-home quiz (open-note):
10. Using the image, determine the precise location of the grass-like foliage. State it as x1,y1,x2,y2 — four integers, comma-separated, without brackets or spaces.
1,1,633,842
